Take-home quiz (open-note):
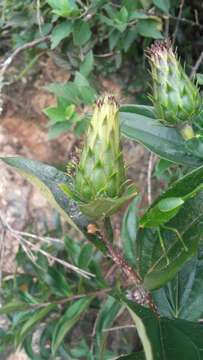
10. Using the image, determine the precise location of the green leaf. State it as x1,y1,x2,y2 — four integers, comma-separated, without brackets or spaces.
44,266,72,296
158,197,184,212
141,164,203,227
138,191,203,290
78,243,93,270
120,105,155,118
52,297,93,354
64,235,81,264
44,105,66,123
137,19,163,39
80,51,94,77
47,0,79,17
1,157,83,229
73,20,91,46
141,197,184,227
51,21,73,49
48,121,72,139
196,73,203,85
153,243,203,321
0,301,28,315
153,0,170,13
45,82,81,104
135,166,203,289
121,196,140,267
94,296,123,357
119,294,203,360
16,304,55,346
74,71,96,104
120,111,203,166
78,184,137,220
1,157,106,253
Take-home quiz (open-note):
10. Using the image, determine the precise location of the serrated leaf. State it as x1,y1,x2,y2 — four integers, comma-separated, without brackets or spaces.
51,21,73,49
120,111,203,166
52,297,93,354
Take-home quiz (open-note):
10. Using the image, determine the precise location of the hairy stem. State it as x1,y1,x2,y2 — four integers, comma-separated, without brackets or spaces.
99,219,158,315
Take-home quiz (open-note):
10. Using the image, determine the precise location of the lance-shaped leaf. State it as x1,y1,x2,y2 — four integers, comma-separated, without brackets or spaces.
1,157,105,252
51,297,93,355
120,111,203,166
116,293,203,360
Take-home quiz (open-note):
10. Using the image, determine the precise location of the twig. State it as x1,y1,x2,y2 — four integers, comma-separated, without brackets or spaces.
0,214,93,279
147,152,156,205
172,0,185,46
36,0,43,35
0,35,50,78
94,52,115,58
0,35,50,114
35,288,111,308
99,222,158,314
190,51,203,79
167,15,203,29
102,324,136,332
164,16,170,38
10,228,64,245
0,227,6,302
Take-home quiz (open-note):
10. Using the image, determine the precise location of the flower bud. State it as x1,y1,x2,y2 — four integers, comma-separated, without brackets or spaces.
148,40,202,126
60,95,137,220
75,95,125,201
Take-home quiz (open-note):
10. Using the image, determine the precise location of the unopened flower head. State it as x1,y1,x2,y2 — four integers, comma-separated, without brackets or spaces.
75,95,126,202
148,40,202,125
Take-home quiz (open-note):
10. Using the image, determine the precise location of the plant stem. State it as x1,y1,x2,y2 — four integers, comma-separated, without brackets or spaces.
99,220,158,315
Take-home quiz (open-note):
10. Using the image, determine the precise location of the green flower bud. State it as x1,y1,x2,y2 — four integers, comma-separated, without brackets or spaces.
61,95,137,220
75,95,125,201
148,40,202,126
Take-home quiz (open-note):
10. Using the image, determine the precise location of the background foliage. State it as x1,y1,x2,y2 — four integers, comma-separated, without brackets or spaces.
0,1,203,359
